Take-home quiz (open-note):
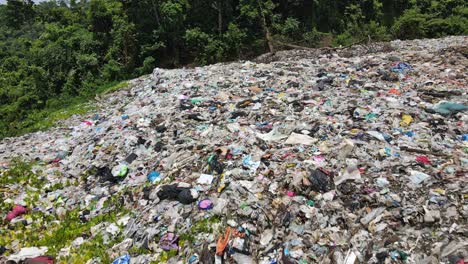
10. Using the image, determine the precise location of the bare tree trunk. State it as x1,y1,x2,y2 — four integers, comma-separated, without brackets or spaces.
265,26,274,53
257,0,275,54
150,0,161,27
218,0,223,35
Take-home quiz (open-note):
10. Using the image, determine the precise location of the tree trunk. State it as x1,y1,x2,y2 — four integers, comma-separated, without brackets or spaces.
150,0,161,27
265,26,274,54
218,0,223,35
257,0,275,54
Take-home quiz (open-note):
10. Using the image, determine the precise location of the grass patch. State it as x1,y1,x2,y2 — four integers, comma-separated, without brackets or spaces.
0,158,43,189
0,198,130,259
179,215,222,244
95,80,129,95
128,245,152,256
1,80,129,139
0,158,131,262
22,101,95,133
64,233,125,264
37,209,121,255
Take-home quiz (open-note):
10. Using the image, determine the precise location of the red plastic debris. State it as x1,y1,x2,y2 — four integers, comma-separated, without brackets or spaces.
25,256,54,264
416,155,431,164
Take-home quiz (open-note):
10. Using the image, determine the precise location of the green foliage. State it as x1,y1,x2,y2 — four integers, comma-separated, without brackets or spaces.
333,31,355,47
4,0,35,28
95,80,129,95
0,158,42,188
274,17,301,37
64,234,124,264
0,160,131,261
364,21,391,41
137,57,157,75
302,28,328,47
128,245,151,256
391,8,429,39
425,16,468,37
179,215,221,245
185,23,247,65
0,0,466,138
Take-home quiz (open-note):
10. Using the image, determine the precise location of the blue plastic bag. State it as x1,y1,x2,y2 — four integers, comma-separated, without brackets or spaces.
112,254,130,264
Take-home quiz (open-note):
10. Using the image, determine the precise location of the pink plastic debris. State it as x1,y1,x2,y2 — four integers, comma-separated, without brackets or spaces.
6,204,27,222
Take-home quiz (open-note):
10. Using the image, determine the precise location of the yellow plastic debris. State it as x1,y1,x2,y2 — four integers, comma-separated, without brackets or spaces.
400,114,413,126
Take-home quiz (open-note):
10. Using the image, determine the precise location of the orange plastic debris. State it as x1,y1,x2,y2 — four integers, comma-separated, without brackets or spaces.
216,227,231,256
388,88,401,95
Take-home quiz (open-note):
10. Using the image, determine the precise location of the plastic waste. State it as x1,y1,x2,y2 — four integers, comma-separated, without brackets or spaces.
6,204,28,222
147,171,161,183
400,114,413,127
197,174,214,185
157,183,199,204
307,169,333,193
409,170,430,185
25,256,55,264
216,228,231,256
112,164,128,178
416,155,431,164
391,62,412,73
160,233,179,251
0,36,466,264
334,159,361,185
285,133,317,145
7,247,48,263
112,254,130,264
198,199,214,210
431,102,468,115
208,155,224,174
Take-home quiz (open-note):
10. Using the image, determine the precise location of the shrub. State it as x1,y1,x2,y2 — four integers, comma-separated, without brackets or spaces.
391,9,428,39
425,16,468,38
332,31,355,47
302,28,327,47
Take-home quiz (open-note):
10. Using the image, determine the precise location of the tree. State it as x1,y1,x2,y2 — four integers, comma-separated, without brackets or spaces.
5,0,35,29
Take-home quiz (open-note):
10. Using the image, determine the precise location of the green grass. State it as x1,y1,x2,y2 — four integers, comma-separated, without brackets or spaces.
22,101,95,133
1,80,129,138
0,159,131,263
64,233,125,264
0,158,43,189
0,159,220,263
1,196,130,261
95,80,129,95
179,215,222,245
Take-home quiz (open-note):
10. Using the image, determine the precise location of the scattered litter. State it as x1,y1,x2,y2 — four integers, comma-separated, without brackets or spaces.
112,254,130,264
198,199,214,210
0,36,467,263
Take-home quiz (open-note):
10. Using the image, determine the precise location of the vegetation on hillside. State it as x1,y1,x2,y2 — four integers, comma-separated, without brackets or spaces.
0,0,466,138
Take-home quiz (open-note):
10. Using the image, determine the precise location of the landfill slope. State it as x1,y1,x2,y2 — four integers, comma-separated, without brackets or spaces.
0,36,467,264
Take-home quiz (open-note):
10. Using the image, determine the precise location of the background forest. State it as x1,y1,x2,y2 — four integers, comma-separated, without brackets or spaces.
0,0,466,138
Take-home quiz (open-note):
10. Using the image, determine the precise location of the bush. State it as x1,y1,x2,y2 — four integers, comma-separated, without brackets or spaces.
363,21,390,41
223,23,247,58
425,16,468,38
332,31,355,47
136,56,156,75
273,17,300,37
185,25,248,65
101,59,124,81
391,9,428,39
302,28,326,47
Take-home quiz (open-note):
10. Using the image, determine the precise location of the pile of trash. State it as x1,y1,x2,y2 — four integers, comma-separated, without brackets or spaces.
1,36,467,264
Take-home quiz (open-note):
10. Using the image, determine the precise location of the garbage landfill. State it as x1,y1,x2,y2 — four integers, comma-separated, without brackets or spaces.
0,36,467,263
